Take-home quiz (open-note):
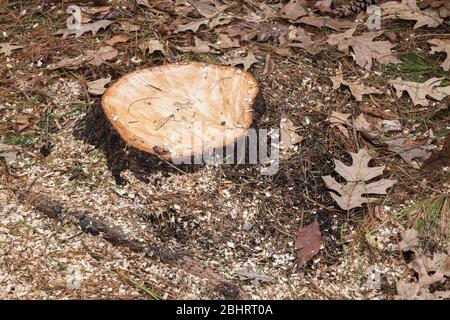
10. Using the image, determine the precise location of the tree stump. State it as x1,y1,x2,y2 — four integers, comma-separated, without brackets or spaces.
101,62,261,161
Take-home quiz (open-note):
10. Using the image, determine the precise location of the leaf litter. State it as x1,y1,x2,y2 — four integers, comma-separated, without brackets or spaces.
0,0,449,300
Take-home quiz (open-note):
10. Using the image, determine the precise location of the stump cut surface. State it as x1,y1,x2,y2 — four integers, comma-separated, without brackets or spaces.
101,63,259,160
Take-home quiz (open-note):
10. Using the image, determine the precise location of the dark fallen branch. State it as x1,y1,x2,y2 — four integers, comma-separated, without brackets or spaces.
17,190,249,299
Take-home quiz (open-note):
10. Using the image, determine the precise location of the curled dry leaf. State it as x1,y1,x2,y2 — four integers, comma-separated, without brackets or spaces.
176,19,209,33
217,33,240,49
0,143,20,163
139,39,166,56
187,0,221,19
223,51,258,71
315,0,333,13
389,77,450,106
105,34,131,46
261,53,275,76
421,133,450,172
381,0,443,29
50,46,118,69
55,19,113,38
281,0,308,21
235,266,274,283
175,36,219,54
384,137,432,166
280,117,304,150
329,111,351,138
398,228,419,252
0,43,24,57
295,219,321,268
331,73,382,101
86,46,118,66
428,39,450,71
13,116,30,133
322,149,396,210
298,16,359,32
396,232,450,300
327,28,400,70
118,21,140,32
87,76,111,95
360,105,399,120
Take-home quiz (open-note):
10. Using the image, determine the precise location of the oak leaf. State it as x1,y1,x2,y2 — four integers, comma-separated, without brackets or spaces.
0,43,24,57
322,149,396,210
331,73,382,101
428,39,450,71
315,0,333,13
87,76,111,95
223,51,258,71
55,19,113,38
280,117,304,150
176,19,209,33
281,0,308,20
175,36,219,54
389,77,450,106
381,0,443,29
298,16,359,31
327,28,400,70
105,34,131,46
139,39,166,56
50,46,118,69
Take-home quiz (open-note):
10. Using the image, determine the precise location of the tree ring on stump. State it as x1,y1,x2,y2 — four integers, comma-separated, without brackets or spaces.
101,62,259,161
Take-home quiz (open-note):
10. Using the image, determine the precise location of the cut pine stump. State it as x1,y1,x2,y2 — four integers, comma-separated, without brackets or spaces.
74,62,265,183
101,62,264,161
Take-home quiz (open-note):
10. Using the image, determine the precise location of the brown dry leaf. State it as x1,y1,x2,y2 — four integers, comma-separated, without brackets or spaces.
328,111,351,138
176,19,209,33
280,117,304,150
235,266,274,283
398,228,419,252
223,51,258,71
322,149,396,210
360,105,399,120
136,0,151,7
327,28,400,70
87,76,111,95
298,16,359,31
331,73,382,101
139,39,166,56
187,0,219,18
261,53,275,76
409,253,450,293
85,46,118,66
119,21,140,32
13,116,30,133
217,33,240,49
55,19,113,38
281,26,315,52
389,77,450,106
81,6,111,15
50,46,118,69
282,0,308,20
428,39,450,71
105,34,131,46
0,43,24,56
385,137,432,166
381,0,443,29
0,143,19,163
422,133,450,172
295,219,321,268
175,36,219,54
315,0,333,13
